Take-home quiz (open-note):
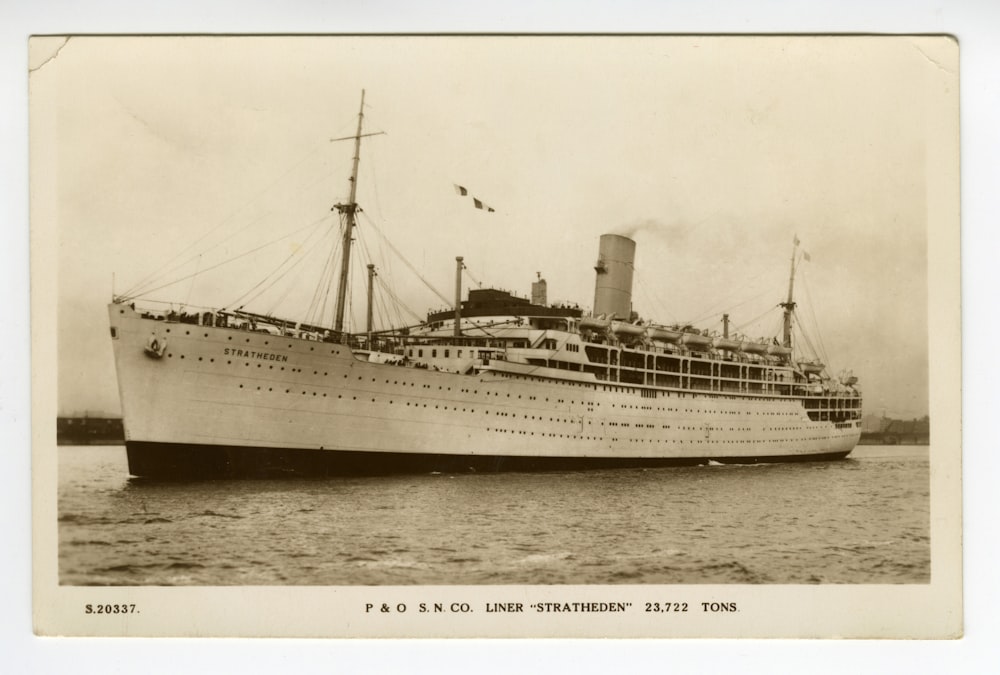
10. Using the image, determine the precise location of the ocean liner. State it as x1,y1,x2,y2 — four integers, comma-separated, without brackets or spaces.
107,93,862,478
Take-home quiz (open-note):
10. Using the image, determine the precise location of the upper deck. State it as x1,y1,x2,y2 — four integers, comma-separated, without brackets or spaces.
117,295,861,426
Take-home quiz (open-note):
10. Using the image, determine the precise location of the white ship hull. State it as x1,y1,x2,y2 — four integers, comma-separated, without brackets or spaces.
109,304,861,478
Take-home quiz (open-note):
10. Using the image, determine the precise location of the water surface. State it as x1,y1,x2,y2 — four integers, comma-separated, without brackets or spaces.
58,445,930,585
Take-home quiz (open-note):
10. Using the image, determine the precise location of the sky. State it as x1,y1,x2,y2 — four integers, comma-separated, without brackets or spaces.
34,35,955,419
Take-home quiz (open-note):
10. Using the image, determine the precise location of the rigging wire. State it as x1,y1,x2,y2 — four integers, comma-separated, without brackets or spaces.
792,304,823,363
345,251,355,334
376,276,424,324
800,269,831,366
183,254,203,310
351,124,404,328
686,282,781,328
126,210,273,299
799,276,829,364
796,320,821,362
257,225,337,321
682,266,776,327
353,221,379,331
768,312,784,344
122,216,331,301
226,217,333,311
121,141,332,299
371,284,385,334
631,269,676,324
373,283,401,335
385,271,408,330
307,216,344,328
359,211,453,307
733,304,782,337
361,121,386,223
463,264,484,289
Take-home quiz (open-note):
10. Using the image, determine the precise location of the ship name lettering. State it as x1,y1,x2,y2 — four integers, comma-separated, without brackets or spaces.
530,602,631,613
223,348,289,362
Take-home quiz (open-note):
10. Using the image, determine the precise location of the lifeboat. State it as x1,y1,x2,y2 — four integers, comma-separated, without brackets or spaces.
712,337,741,351
579,315,611,331
839,371,859,386
767,344,792,357
740,341,768,355
680,332,712,348
612,321,645,337
646,325,683,343
798,360,825,375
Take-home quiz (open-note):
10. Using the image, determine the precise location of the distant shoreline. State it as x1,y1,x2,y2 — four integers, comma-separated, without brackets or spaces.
57,440,125,447
857,440,929,446
56,417,123,446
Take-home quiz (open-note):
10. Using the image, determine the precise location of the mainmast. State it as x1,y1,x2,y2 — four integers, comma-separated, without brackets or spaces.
454,256,464,337
332,90,366,336
780,237,798,349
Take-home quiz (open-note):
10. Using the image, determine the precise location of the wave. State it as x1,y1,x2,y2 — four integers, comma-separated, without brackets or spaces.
516,552,575,566
66,539,113,547
695,560,765,583
352,557,431,570
58,513,116,525
194,510,244,519
93,563,157,573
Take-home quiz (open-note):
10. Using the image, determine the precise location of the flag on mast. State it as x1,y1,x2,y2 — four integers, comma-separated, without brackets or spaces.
453,184,495,212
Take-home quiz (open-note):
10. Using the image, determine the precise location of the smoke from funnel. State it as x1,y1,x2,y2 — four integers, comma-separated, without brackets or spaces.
615,218,662,240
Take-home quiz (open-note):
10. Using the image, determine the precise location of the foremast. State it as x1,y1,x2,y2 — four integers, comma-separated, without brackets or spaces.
332,90,367,337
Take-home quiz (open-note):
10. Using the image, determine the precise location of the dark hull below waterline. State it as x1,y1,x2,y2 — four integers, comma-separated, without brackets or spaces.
125,441,853,479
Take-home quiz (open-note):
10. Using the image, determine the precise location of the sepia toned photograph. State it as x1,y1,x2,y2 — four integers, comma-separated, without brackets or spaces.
31,34,961,638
